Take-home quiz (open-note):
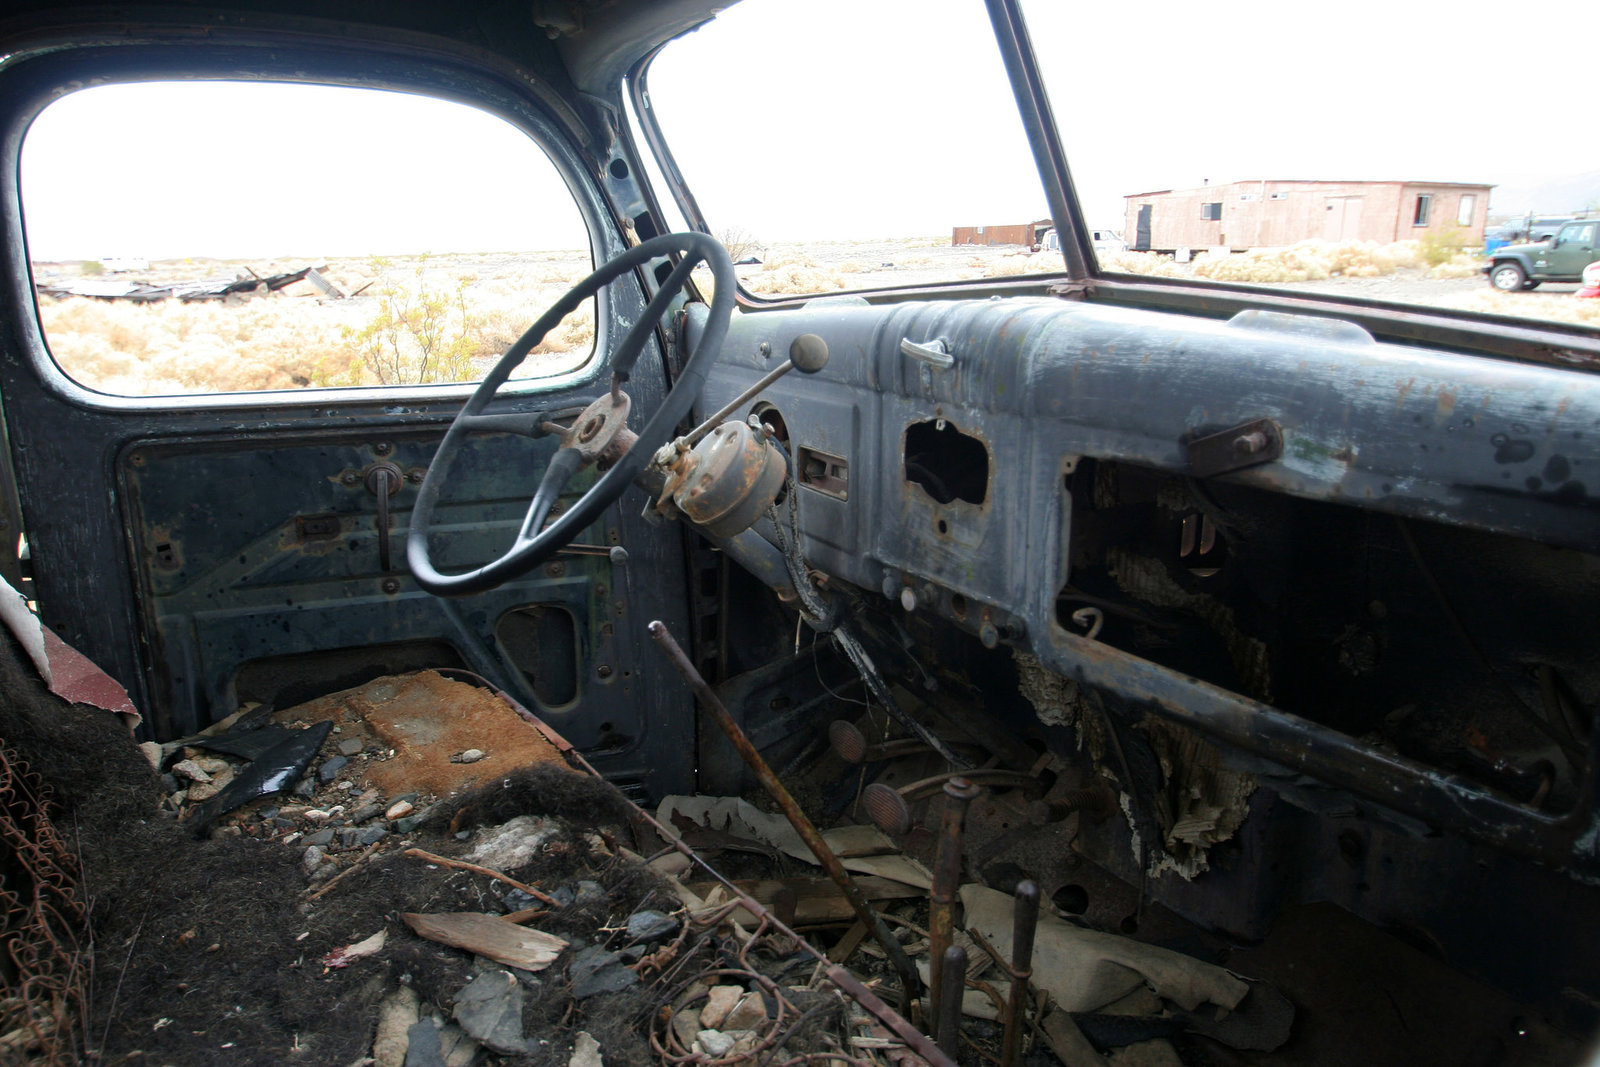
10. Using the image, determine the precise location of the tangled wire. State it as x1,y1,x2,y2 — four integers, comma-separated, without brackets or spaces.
637,899,881,1067
0,743,88,1065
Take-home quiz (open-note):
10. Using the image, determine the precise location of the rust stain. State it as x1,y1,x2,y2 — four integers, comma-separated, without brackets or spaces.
1395,377,1415,410
274,671,570,798
1436,389,1457,418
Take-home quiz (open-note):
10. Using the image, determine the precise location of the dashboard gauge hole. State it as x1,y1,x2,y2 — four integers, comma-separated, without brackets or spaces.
752,402,788,444
950,593,968,619
937,519,948,534
1053,884,1090,915
905,419,988,505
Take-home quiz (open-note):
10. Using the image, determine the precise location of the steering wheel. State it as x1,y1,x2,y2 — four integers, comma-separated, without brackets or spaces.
407,231,735,596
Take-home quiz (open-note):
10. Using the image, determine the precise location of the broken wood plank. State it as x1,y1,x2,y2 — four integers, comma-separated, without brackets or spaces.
1038,1009,1108,1067
684,875,924,924
402,912,566,971
827,920,870,963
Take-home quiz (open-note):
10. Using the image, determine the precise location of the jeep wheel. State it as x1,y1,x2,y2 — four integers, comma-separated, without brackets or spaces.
1489,262,1526,292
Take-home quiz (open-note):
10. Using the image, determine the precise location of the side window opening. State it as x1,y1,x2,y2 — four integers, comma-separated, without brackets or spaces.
1413,194,1432,226
21,82,596,397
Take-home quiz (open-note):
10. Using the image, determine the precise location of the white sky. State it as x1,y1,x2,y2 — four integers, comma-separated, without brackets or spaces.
20,0,1598,259
21,83,589,260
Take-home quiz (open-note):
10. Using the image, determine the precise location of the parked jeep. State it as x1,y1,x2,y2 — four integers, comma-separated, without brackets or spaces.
1483,219,1599,290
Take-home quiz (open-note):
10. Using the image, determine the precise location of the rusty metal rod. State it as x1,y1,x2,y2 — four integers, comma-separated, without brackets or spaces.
928,777,981,1034
647,619,924,1011
498,691,954,1067
936,944,967,1058
825,965,952,1067
684,358,796,446
1001,880,1040,1067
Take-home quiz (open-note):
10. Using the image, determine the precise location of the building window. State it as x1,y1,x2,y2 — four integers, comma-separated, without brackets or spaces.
1457,194,1476,226
1413,195,1432,226
1238,193,1258,202
1268,192,1288,200
1200,202,1222,221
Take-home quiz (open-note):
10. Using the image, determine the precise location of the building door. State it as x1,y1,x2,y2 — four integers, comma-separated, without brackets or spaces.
1135,204,1152,251
1322,196,1365,240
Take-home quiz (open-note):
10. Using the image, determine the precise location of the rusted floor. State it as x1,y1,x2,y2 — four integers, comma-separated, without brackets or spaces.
272,670,568,797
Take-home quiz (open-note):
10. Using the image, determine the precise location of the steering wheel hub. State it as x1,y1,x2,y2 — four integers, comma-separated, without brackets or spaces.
559,391,633,467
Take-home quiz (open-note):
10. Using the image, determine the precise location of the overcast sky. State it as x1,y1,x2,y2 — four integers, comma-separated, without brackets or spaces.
21,83,590,260
20,0,1597,260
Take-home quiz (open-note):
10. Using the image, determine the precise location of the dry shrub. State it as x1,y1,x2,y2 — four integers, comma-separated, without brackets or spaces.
39,295,365,394
983,251,1059,278
691,265,717,305
715,225,762,264
1418,227,1474,267
1191,240,1429,284
742,249,847,295
1321,240,1422,276
35,254,596,395
1442,290,1600,328
1428,252,1486,279
1098,251,1191,278
1195,244,1332,283
530,301,595,355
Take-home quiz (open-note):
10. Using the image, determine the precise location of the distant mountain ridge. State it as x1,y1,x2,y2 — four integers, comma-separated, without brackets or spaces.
1489,170,1600,216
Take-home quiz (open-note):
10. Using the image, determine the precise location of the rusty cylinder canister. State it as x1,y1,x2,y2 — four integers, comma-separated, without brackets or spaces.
671,419,788,539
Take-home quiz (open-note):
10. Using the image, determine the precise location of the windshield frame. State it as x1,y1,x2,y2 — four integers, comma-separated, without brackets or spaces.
630,0,1600,371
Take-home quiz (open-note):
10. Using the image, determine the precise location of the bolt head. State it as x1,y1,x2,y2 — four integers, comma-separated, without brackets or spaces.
1232,431,1269,455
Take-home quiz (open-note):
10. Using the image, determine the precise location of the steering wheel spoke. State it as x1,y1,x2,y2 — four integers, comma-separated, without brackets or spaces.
407,232,736,596
456,410,573,438
515,447,584,545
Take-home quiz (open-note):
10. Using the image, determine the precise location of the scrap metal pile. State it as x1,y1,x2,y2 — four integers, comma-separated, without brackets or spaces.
34,264,344,303
0,617,1293,1066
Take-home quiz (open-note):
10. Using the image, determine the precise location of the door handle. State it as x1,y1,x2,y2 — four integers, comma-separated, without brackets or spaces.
901,336,954,368
365,462,402,572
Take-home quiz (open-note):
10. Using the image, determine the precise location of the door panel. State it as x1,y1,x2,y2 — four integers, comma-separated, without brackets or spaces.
1550,223,1596,276
0,37,698,797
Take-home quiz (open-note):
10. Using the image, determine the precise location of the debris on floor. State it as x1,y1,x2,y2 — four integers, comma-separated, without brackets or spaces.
0,629,1313,1067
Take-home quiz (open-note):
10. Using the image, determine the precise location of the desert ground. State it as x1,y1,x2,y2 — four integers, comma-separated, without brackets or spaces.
28,237,1598,397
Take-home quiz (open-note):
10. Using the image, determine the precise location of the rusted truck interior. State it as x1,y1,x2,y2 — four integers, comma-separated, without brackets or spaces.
1,1,1598,1065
